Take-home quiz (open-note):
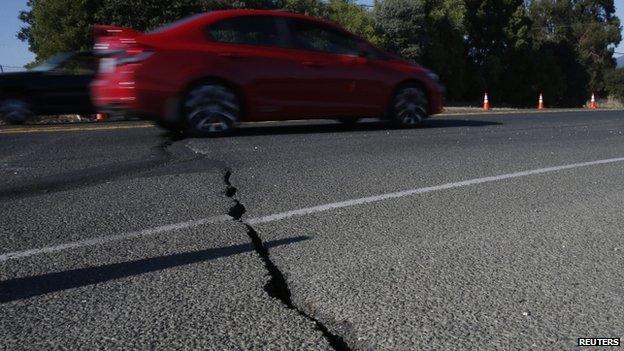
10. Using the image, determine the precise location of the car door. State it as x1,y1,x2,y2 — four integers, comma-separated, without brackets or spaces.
205,15,306,120
283,18,386,118
38,53,96,114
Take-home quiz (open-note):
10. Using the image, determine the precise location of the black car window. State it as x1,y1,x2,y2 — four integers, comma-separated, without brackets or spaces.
286,19,358,56
207,16,287,48
53,54,97,75
365,45,389,60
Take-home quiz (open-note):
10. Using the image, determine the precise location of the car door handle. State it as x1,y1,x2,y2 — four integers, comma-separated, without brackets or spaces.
301,61,325,68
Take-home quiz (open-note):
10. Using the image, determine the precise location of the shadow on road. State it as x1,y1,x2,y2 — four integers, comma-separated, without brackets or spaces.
225,118,502,138
0,235,309,303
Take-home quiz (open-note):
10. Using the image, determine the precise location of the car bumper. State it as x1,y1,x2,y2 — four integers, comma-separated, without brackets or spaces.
428,83,445,115
91,77,174,121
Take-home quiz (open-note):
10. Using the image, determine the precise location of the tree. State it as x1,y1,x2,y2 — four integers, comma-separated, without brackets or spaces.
17,0,283,63
374,0,427,62
529,0,621,99
570,0,621,94
327,0,380,45
282,0,329,16
420,0,469,101
18,0,101,61
463,0,528,103
374,0,475,102
605,67,624,101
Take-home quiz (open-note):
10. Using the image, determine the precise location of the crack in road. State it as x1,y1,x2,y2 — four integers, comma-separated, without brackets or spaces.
0,135,229,200
223,170,352,351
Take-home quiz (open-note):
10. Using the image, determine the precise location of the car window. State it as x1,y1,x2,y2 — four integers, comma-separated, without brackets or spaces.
365,45,389,60
207,16,287,48
52,55,97,75
286,19,358,56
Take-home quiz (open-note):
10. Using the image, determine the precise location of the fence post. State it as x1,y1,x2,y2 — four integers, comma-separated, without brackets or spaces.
0,65,3,73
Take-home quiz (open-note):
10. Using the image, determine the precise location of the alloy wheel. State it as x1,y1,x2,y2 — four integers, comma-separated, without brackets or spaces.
183,84,240,136
393,86,428,127
0,99,33,125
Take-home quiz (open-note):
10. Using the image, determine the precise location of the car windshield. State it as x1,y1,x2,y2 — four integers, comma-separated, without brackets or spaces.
30,52,75,72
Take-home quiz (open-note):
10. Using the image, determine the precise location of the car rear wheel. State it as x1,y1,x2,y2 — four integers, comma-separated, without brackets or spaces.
391,84,428,127
0,99,33,125
182,83,240,137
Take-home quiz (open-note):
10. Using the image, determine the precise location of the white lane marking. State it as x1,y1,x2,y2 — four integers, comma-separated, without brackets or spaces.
246,156,624,225
3,156,624,262
0,215,231,262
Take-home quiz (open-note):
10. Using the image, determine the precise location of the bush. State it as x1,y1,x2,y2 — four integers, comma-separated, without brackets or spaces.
605,68,624,102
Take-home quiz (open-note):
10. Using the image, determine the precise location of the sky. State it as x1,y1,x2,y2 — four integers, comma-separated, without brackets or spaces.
0,0,34,68
0,0,622,68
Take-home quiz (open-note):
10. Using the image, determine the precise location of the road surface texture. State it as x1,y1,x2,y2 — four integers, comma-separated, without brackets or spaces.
1,111,623,350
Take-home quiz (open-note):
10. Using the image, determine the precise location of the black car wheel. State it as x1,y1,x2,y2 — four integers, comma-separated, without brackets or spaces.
182,83,240,137
0,99,33,125
391,84,428,127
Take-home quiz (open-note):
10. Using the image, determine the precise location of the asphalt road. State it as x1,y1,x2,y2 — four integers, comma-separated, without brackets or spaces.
1,111,623,350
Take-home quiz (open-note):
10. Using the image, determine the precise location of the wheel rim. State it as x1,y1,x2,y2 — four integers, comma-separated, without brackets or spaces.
184,85,239,134
394,87,427,126
0,99,32,123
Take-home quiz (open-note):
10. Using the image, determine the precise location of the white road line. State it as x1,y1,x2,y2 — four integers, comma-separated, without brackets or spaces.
3,156,624,262
245,156,624,225
0,215,231,262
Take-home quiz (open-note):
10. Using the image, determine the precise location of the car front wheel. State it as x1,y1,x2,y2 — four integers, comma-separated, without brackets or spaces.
0,99,33,125
391,84,428,127
182,83,240,137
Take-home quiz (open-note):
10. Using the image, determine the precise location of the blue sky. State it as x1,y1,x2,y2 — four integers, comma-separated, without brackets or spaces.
0,0,34,68
0,0,622,68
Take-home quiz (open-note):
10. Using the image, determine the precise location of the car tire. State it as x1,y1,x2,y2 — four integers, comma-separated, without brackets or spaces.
390,84,428,128
0,98,34,125
182,83,240,137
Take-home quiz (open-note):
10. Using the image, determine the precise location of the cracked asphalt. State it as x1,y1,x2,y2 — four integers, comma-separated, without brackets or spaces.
1,111,624,350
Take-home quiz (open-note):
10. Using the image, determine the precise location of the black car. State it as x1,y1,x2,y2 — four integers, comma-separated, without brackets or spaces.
0,52,97,124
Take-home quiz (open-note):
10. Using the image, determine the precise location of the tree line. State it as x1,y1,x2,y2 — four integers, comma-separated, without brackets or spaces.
18,0,623,106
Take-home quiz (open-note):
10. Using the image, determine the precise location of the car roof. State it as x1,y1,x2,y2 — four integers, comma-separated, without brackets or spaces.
152,9,350,37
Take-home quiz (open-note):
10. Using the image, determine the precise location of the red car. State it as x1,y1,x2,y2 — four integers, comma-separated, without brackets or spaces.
91,10,444,136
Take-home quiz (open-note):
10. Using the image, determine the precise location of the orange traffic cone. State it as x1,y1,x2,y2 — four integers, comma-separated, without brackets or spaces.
538,93,544,109
96,113,108,121
589,93,597,109
483,93,490,111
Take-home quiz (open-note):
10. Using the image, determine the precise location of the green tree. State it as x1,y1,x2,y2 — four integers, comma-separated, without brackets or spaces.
19,0,101,61
327,0,380,45
374,0,470,101
605,67,624,101
529,0,621,100
282,0,329,16
17,0,283,63
463,0,527,103
421,0,469,101
570,0,621,94
374,0,426,62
